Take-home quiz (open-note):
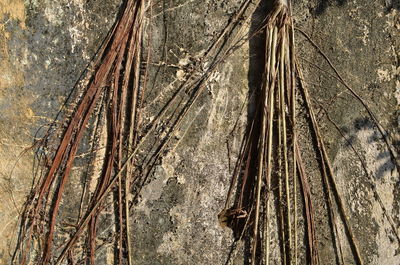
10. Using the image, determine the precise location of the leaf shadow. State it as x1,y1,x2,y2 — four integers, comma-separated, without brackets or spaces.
315,0,348,15
340,117,399,180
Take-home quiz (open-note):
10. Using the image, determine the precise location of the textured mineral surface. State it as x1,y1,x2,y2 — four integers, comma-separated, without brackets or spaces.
0,0,399,264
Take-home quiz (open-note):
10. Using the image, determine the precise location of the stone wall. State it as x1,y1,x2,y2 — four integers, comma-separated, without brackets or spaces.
0,0,398,264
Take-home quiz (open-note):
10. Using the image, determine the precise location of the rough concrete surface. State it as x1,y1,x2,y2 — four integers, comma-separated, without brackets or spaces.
0,0,399,264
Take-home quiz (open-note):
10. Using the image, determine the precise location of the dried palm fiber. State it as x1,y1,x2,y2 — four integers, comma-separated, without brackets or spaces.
13,0,149,264
220,1,369,264
12,0,399,264
13,0,263,264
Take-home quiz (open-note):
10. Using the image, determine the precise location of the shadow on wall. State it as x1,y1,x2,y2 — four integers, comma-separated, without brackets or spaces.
340,117,399,180
314,0,399,15
314,0,348,15
384,0,400,10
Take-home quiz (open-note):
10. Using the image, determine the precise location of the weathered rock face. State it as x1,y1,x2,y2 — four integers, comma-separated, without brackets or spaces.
0,0,398,264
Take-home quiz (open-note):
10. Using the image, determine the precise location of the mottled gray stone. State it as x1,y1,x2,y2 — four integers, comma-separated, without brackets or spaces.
0,0,398,264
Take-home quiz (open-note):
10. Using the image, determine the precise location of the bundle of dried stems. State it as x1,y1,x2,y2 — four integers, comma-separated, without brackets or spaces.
14,1,148,264
13,0,261,264
220,1,399,265
12,0,399,264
